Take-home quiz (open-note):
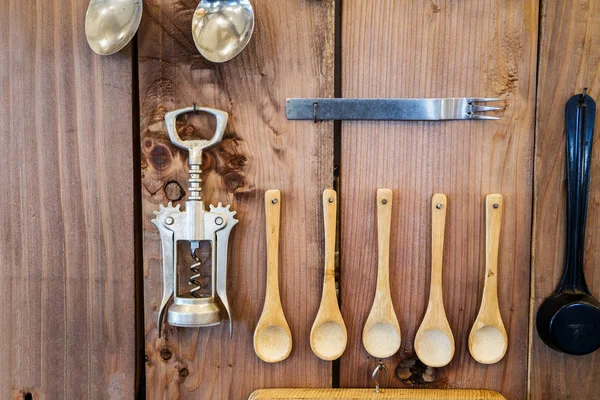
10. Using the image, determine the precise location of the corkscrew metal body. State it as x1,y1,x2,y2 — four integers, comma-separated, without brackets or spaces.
153,106,238,338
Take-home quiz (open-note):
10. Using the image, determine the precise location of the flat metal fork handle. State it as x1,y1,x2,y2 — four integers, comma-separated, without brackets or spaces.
164,106,229,165
286,98,501,121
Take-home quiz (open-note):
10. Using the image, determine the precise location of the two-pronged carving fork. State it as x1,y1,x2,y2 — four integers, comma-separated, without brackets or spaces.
285,97,502,121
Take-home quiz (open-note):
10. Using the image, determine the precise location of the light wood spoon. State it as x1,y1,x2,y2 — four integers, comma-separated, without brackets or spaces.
414,194,455,367
253,190,293,363
362,189,402,358
468,194,508,364
310,189,347,360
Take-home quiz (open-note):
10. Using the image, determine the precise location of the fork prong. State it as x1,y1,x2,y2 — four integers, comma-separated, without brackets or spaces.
471,105,503,112
467,97,502,103
471,115,501,120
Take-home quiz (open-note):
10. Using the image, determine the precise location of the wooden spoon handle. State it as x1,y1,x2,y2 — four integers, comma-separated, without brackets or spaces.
322,189,337,294
430,194,447,305
376,189,392,293
265,190,281,302
481,194,502,310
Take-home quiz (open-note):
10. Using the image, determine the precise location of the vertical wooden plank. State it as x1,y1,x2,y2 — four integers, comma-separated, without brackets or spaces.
0,0,136,399
339,1,538,398
531,1,600,399
138,1,334,398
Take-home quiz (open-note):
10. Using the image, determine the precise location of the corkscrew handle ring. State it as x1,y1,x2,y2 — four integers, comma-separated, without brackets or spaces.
164,106,229,165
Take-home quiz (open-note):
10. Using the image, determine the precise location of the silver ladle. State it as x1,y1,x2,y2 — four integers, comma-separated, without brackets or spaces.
192,0,255,63
85,0,143,55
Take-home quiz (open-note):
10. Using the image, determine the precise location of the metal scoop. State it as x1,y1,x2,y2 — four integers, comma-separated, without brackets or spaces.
536,91,600,355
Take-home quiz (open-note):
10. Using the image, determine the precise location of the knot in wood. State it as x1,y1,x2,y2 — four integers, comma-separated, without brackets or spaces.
160,348,172,361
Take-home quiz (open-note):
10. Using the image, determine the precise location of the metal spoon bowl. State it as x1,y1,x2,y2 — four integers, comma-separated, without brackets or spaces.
537,293,600,355
85,0,143,55
192,0,255,63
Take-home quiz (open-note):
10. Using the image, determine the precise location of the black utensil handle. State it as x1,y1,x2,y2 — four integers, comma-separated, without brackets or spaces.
560,92,596,293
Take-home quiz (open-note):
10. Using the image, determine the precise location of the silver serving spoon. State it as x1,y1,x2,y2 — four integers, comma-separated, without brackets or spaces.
192,0,255,63
85,0,143,55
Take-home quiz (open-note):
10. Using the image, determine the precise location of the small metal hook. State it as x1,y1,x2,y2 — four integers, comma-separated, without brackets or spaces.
580,88,588,104
313,101,319,123
371,361,388,394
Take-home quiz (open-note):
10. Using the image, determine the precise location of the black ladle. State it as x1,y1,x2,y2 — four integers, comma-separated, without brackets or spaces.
536,91,600,355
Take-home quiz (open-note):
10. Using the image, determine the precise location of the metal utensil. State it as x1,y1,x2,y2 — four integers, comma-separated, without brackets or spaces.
362,189,401,358
192,0,255,63
414,194,455,367
310,189,347,361
85,0,143,55
153,106,238,338
254,190,293,363
537,91,600,355
286,97,502,121
468,194,508,364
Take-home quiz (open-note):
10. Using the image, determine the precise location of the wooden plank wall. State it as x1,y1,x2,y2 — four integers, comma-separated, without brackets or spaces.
339,1,538,399
138,0,334,398
531,1,600,399
2,1,600,399
0,0,136,399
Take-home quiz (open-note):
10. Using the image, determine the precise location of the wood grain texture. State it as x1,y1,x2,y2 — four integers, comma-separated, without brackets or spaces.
339,1,538,398
248,388,506,400
0,0,136,399
138,0,334,398
530,1,600,399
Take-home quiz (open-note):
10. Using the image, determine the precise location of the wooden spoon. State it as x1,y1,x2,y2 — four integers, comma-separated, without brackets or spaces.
468,194,508,364
362,189,402,358
414,194,455,367
253,190,293,363
310,189,347,360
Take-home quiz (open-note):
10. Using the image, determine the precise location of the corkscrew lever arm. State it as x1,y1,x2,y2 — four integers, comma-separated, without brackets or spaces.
152,203,179,339
212,203,239,338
